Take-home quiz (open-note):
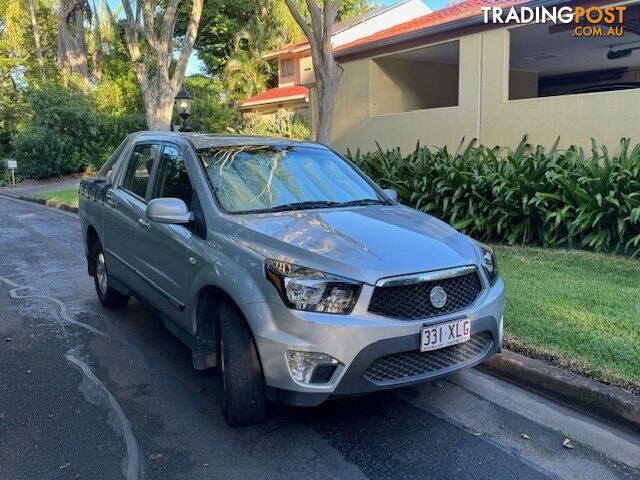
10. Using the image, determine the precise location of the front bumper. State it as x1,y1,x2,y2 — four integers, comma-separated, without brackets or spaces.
240,278,505,406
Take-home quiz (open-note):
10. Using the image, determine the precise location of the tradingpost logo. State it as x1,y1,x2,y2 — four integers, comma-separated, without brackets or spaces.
481,5,627,37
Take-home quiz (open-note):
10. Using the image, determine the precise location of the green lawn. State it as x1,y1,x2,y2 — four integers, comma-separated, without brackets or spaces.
33,187,79,208
496,245,640,392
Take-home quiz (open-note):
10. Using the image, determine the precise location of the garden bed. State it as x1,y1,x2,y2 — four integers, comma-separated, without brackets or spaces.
32,187,79,209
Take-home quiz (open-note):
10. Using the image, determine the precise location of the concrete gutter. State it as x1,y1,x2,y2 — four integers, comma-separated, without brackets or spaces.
480,350,640,434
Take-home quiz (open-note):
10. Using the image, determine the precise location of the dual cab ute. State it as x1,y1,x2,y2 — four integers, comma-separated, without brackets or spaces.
79,132,505,426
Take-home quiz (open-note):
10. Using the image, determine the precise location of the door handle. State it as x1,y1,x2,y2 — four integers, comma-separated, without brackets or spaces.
138,217,151,229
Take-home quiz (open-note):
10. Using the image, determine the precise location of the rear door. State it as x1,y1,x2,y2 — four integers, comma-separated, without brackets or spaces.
102,142,160,289
135,143,194,324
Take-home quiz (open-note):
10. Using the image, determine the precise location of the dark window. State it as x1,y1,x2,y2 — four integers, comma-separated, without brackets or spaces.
122,144,159,199
281,58,294,77
509,9,640,100
152,145,194,209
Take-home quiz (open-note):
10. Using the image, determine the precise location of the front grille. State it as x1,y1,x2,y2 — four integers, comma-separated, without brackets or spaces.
363,331,493,385
368,271,482,321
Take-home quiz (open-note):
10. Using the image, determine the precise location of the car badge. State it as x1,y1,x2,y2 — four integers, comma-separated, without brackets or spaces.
430,286,447,309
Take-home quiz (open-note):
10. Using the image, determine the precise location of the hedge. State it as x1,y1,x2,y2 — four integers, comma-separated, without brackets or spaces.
349,137,640,256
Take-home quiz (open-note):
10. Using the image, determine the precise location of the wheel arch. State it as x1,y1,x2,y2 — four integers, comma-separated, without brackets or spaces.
192,284,244,370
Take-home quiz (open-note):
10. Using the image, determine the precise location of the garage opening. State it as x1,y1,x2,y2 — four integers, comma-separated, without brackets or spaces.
509,5,640,99
371,40,459,115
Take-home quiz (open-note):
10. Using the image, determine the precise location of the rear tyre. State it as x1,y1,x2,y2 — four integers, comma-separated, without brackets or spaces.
217,301,268,426
92,241,130,309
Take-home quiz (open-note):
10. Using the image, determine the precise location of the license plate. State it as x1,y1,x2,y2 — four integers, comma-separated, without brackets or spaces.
420,318,470,352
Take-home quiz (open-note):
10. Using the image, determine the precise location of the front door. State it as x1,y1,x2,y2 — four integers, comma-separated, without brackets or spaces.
135,143,195,326
103,142,159,289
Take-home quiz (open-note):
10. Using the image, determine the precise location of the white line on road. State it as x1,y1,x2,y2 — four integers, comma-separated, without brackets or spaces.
0,275,109,337
65,353,140,480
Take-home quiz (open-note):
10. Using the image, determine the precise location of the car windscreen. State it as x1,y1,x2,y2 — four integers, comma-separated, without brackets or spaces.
196,145,385,214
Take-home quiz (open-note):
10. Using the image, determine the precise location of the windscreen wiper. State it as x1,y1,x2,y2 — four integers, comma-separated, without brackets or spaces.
268,201,343,212
337,199,387,207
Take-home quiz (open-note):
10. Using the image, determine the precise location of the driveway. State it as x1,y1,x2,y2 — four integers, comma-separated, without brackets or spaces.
0,196,638,480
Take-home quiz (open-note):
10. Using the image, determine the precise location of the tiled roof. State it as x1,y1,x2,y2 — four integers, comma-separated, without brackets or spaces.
239,85,309,107
335,0,528,54
265,0,417,58
331,1,411,34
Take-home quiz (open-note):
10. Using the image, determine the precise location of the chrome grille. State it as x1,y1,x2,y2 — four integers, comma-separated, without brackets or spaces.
363,331,493,385
368,271,482,321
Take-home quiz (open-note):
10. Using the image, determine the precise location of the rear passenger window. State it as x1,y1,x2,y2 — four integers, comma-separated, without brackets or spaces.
122,144,159,199
152,145,194,209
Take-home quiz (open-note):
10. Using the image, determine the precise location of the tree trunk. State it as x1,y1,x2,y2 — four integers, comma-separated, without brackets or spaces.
27,0,45,81
145,90,176,131
116,0,203,131
282,0,342,145
57,0,90,89
314,63,340,145
73,0,89,82
92,0,103,81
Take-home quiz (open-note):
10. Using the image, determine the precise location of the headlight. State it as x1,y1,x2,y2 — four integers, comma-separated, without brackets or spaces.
265,260,361,314
478,243,499,285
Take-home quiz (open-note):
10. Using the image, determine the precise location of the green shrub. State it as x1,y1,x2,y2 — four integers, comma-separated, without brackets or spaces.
349,137,640,255
181,75,239,134
10,84,148,178
11,84,98,179
94,113,147,171
231,111,311,139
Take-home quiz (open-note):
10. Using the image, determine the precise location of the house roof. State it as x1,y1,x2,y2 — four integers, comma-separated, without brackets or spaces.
334,0,529,57
264,0,421,59
239,85,309,108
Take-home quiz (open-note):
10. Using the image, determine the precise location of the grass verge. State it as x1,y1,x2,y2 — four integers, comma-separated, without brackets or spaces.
32,187,79,209
495,245,640,394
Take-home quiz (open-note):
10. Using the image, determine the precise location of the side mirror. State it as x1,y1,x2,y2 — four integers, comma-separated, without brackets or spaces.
383,188,398,202
146,198,193,224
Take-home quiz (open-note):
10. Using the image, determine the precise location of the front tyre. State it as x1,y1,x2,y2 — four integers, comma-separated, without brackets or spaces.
218,301,268,426
93,242,130,309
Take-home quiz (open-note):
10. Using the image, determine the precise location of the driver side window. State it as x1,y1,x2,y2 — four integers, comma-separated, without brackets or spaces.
152,145,194,209
122,143,159,199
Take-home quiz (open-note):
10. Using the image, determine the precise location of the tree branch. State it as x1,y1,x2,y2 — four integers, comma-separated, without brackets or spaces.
170,0,203,90
142,0,159,50
283,0,314,45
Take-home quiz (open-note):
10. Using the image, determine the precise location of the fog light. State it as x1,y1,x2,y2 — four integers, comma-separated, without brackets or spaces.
286,351,338,384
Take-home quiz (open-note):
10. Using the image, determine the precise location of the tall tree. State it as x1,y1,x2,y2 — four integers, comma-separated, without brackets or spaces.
224,21,273,100
283,0,341,144
26,0,45,80
91,0,103,81
1,0,47,81
108,0,204,130
181,0,260,76
58,0,90,87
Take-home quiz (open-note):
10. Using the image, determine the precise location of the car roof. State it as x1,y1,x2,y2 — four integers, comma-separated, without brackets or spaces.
129,131,325,150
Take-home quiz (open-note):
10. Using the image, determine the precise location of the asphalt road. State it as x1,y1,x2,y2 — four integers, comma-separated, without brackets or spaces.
1,195,639,480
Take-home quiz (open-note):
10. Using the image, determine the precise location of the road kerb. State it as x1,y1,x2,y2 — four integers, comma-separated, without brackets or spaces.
16,194,79,213
479,350,640,433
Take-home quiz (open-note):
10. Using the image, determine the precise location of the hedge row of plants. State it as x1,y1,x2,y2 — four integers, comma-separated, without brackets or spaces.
349,137,640,255
9,85,146,180
230,111,311,139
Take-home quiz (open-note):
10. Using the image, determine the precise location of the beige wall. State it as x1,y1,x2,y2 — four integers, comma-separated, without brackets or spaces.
480,28,640,149
329,27,640,154
331,35,482,154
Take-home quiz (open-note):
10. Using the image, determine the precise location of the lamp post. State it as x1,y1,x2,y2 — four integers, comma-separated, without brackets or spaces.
174,88,194,132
